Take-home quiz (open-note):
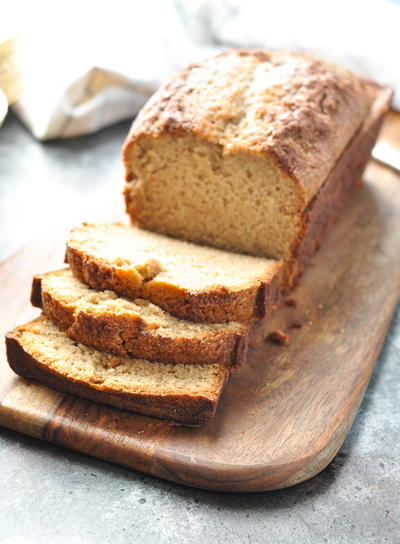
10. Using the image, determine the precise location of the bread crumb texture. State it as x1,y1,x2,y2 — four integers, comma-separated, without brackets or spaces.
36,268,248,365
42,269,244,338
13,317,226,399
68,223,280,293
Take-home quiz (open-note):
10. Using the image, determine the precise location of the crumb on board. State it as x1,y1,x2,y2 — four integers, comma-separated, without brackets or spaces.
290,319,303,329
318,304,324,309
284,297,298,307
266,330,289,345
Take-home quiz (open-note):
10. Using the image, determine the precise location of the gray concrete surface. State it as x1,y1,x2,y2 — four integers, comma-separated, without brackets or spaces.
0,114,399,544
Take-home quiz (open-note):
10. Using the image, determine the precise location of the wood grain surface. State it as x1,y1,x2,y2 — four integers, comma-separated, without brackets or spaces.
0,115,399,492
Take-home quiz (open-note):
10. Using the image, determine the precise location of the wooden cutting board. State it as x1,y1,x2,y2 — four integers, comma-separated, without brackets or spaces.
1,132,400,493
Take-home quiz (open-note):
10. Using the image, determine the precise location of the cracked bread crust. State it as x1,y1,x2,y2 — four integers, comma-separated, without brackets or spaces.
31,270,249,366
123,49,374,208
65,225,283,323
6,318,229,426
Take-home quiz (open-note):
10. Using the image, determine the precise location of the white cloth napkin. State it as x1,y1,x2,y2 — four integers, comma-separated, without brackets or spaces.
12,0,400,140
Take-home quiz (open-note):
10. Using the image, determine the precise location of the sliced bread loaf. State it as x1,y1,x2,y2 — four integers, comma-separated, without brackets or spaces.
6,317,229,425
31,269,249,365
66,223,283,323
123,49,377,263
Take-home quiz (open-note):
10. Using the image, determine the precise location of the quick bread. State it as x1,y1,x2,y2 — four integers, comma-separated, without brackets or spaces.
6,317,229,425
123,49,389,278
66,223,283,323
5,50,392,429
31,268,249,365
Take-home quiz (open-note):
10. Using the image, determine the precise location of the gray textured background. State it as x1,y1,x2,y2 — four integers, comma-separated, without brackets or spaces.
0,114,399,544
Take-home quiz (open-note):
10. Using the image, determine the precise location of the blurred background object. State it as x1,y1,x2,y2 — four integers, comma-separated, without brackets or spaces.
0,89,7,127
0,34,21,104
3,0,400,140
0,33,22,126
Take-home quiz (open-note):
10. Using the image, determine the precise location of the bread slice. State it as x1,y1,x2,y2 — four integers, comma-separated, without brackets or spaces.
66,223,283,323
123,49,377,263
6,317,229,425
31,268,249,365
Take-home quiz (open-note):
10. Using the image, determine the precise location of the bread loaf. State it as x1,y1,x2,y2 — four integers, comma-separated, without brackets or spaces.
123,49,381,269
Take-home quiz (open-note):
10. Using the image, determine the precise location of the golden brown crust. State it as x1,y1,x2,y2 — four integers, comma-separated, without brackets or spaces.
31,275,75,329
65,245,283,323
123,49,374,205
31,272,250,366
6,326,229,426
